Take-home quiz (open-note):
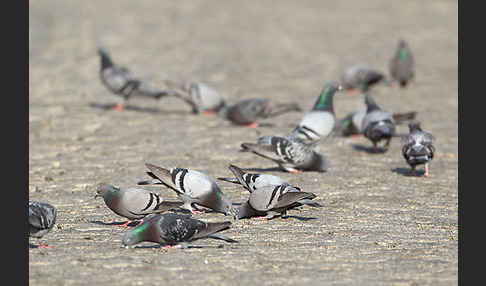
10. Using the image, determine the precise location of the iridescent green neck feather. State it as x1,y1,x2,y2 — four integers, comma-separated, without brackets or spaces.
399,48,409,60
313,89,334,112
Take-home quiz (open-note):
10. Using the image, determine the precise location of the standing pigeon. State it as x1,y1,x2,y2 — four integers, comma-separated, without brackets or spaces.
335,108,417,137
389,38,415,87
240,136,330,173
288,81,342,143
361,93,396,152
142,163,233,215
217,164,288,192
235,184,322,220
122,213,237,248
98,47,168,110
219,98,302,128
29,200,57,248
163,80,226,115
94,183,184,227
401,121,435,177
340,65,386,92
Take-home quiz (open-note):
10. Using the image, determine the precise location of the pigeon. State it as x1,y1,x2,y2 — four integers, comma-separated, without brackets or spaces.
94,183,184,227
240,136,330,173
218,164,288,192
122,213,237,248
98,47,168,110
389,38,415,87
340,65,386,92
142,163,233,215
29,200,57,248
401,121,435,177
288,81,343,143
219,98,302,128
235,184,322,220
335,108,417,137
163,80,226,115
361,93,396,151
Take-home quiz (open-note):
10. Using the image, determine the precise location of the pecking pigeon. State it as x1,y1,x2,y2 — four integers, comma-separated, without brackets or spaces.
97,47,168,110
389,38,415,87
94,183,184,227
235,184,322,220
163,80,226,115
29,200,57,248
240,136,330,173
288,81,342,143
361,92,396,151
340,65,386,92
122,213,237,248
142,163,233,215
219,98,302,128
218,164,288,192
401,121,435,177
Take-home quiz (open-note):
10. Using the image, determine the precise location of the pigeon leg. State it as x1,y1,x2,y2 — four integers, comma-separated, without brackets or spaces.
288,169,303,174
373,142,379,153
39,242,51,249
410,166,417,176
384,138,392,149
162,245,182,249
245,122,259,128
118,220,134,228
191,205,205,215
350,133,364,138
111,103,124,111
347,88,360,94
252,216,268,220
203,110,217,116
424,163,429,177
135,219,144,226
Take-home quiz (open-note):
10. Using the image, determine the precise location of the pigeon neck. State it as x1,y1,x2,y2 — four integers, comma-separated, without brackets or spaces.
399,48,409,60
312,89,334,113
365,94,381,113
100,53,114,70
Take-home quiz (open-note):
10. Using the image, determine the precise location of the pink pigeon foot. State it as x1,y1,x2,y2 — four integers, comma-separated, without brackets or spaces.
288,169,303,174
118,221,133,228
253,216,268,220
203,110,217,116
191,210,205,215
162,245,182,249
39,242,51,249
245,122,259,128
111,103,124,111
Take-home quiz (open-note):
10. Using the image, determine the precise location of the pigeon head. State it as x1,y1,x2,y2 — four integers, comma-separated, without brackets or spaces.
98,47,114,70
312,81,342,112
122,221,152,248
408,121,422,132
94,183,118,199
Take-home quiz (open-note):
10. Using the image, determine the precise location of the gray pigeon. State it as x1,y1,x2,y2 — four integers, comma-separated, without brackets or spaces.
240,136,330,173
95,183,184,227
163,80,226,115
98,47,168,110
361,93,396,151
218,164,288,192
219,98,302,127
235,184,322,220
335,108,417,137
389,38,415,87
288,81,343,143
401,121,435,177
29,200,57,248
143,163,233,215
122,213,237,248
340,65,386,92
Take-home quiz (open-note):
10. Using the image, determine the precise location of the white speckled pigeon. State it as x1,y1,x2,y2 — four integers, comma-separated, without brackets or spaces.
122,213,237,248
218,164,288,192
389,38,415,87
240,136,330,173
235,184,322,220
143,163,233,215
163,79,226,115
288,81,342,143
361,92,396,151
340,65,386,92
219,98,302,128
95,183,183,227
98,47,168,110
29,200,57,248
401,121,435,177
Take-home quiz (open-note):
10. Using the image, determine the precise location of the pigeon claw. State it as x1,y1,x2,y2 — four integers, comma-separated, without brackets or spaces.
203,110,217,116
245,122,259,128
111,103,124,111
39,242,51,249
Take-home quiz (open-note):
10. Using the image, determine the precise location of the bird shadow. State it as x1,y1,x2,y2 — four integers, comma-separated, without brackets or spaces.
29,243,39,249
88,102,189,115
130,244,226,249
281,215,317,221
89,220,140,227
391,167,425,177
351,144,388,154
